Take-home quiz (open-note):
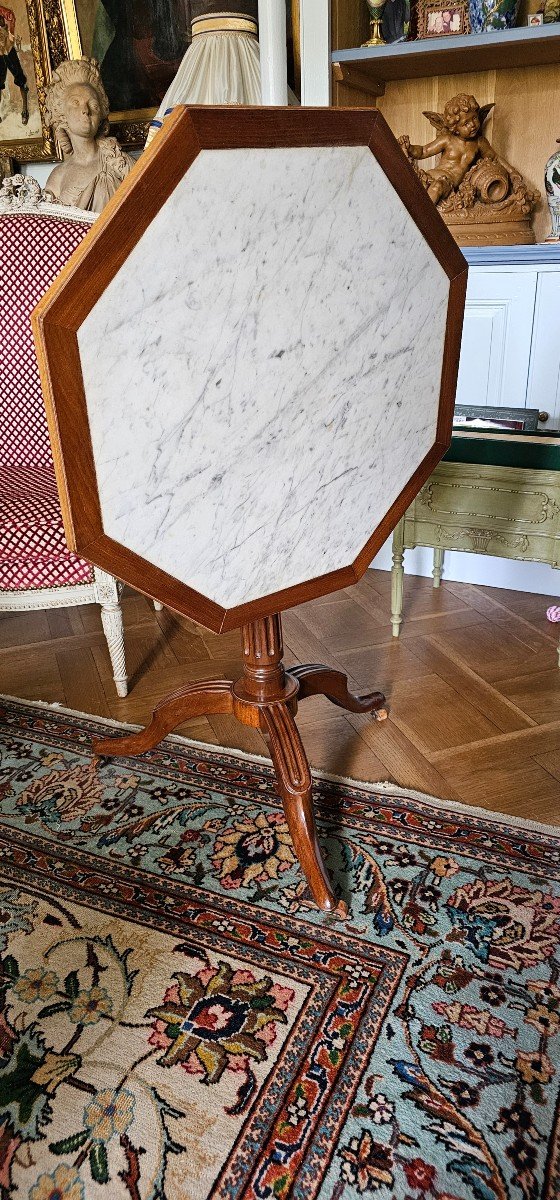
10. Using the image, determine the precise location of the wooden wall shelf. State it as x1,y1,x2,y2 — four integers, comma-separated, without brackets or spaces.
332,24,560,93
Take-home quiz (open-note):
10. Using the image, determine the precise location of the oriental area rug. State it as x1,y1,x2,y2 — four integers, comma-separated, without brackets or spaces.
0,698,559,1200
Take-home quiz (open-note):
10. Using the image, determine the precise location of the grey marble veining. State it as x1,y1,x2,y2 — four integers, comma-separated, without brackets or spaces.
77,144,451,609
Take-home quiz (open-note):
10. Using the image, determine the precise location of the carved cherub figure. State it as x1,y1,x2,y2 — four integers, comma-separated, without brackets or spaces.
44,58,134,214
399,93,498,205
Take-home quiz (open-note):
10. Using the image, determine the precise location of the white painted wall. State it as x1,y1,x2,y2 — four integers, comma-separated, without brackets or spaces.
21,161,51,186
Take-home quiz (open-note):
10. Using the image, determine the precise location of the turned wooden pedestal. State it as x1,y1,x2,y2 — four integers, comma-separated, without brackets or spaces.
94,614,387,916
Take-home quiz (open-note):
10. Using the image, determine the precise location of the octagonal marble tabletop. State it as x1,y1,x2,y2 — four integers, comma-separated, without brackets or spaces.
71,137,459,612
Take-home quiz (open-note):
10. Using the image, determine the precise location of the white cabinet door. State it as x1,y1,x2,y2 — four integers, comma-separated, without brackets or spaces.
455,268,537,409
526,271,560,429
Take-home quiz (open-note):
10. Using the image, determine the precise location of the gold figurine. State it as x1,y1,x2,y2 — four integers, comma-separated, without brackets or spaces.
400,93,540,245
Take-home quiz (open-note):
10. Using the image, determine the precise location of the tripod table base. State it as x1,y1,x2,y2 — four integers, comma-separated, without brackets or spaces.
93,615,387,916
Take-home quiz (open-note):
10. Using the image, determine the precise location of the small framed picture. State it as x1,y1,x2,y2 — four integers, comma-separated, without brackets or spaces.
527,11,544,21
453,405,540,432
416,0,470,35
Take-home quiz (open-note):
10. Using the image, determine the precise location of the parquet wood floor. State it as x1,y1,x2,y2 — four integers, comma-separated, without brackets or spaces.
1,569,559,822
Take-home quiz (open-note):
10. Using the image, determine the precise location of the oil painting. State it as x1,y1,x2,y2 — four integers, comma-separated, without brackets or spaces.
65,0,191,144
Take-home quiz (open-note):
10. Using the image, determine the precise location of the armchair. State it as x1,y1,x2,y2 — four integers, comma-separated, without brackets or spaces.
0,177,131,695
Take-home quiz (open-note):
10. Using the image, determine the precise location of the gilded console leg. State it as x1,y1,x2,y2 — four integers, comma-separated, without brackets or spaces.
93,679,234,756
391,520,405,638
433,547,444,589
289,664,387,718
260,702,347,917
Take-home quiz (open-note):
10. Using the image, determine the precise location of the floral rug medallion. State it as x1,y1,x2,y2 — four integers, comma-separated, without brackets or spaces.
0,697,559,1200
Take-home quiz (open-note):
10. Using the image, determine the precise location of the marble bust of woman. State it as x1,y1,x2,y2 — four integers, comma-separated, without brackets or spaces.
44,58,134,214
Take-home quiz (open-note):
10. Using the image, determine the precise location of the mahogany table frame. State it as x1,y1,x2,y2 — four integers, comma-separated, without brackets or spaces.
34,105,467,915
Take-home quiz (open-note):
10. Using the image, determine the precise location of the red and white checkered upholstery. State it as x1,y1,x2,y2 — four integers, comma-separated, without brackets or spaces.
0,209,94,591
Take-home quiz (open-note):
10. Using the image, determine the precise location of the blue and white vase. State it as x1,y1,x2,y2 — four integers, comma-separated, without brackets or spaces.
545,140,560,242
469,0,521,32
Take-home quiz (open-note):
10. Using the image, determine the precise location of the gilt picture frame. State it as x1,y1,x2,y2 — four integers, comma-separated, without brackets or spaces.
54,0,192,147
0,0,59,161
416,0,470,36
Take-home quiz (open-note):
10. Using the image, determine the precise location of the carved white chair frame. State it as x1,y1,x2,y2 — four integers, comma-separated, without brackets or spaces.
0,569,131,697
0,176,162,698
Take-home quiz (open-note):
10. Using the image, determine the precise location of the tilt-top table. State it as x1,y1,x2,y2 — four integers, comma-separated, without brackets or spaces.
34,105,467,915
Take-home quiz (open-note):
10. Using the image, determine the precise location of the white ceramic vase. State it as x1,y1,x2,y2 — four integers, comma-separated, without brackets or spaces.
545,139,560,242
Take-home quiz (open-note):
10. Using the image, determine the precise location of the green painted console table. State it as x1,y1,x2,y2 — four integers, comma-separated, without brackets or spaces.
391,431,560,663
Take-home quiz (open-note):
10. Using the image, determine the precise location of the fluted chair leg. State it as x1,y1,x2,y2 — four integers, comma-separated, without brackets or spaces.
94,569,128,697
99,598,128,697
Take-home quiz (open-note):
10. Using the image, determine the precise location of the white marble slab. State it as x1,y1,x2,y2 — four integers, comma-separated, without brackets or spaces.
77,144,450,609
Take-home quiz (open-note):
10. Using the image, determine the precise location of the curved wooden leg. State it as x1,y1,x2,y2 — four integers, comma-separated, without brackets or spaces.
93,679,234,757
289,664,387,718
260,703,347,917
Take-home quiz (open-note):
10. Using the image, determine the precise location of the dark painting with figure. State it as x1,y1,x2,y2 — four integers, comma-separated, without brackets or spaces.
381,0,411,41
75,0,191,114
